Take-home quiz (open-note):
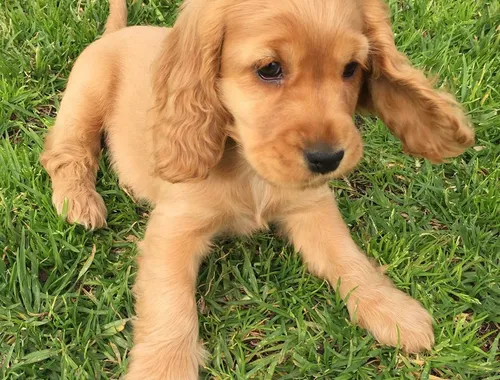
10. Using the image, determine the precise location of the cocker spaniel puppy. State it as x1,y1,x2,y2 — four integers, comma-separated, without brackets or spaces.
41,0,474,378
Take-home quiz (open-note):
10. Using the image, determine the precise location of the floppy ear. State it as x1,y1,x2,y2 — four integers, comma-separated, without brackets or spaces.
151,0,231,183
358,0,474,162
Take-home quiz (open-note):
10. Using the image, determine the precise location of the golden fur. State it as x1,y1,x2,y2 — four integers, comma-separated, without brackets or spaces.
41,0,474,378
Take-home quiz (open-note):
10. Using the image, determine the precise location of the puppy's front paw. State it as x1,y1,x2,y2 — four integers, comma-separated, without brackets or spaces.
352,285,434,353
126,341,206,380
52,188,107,229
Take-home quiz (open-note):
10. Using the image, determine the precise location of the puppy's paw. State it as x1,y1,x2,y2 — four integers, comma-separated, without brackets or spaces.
53,188,107,230
352,285,434,353
126,341,205,380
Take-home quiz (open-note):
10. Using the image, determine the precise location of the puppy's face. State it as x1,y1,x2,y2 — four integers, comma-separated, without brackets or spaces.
220,1,367,187
155,0,473,185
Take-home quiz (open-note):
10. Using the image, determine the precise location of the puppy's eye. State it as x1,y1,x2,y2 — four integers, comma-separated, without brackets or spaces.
342,62,359,78
257,62,283,81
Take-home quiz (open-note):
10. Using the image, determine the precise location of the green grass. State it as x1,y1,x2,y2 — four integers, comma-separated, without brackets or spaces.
1,0,499,378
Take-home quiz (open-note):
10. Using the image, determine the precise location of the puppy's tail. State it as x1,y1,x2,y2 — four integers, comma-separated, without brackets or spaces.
105,0,127,34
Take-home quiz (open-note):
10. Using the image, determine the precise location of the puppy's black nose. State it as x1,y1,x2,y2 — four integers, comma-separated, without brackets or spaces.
304,145,344,174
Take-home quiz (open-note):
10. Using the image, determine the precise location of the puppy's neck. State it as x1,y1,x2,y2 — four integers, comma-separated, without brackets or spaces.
214,137,253,179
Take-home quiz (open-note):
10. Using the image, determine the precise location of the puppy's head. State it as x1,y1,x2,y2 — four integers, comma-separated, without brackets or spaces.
152,0,474,187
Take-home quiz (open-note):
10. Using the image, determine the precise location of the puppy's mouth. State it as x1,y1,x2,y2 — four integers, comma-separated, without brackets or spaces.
253,164,343,190
309,172,338,184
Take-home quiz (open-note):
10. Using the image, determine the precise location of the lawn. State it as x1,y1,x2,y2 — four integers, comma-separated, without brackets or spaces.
0,0,499,379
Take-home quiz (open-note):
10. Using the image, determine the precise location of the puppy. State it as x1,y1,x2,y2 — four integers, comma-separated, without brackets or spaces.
41,0,474,378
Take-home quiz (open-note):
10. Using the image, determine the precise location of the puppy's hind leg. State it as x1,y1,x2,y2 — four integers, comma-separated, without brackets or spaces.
41,62,111,229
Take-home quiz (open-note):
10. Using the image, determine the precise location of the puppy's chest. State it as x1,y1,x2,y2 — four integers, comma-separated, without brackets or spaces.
224,180,283,235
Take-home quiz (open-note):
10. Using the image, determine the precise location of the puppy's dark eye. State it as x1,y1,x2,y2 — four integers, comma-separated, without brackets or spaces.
257,62,283,81
343,62,359,78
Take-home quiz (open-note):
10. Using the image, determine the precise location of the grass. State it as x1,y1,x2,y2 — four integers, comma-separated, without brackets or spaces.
0,0,499,378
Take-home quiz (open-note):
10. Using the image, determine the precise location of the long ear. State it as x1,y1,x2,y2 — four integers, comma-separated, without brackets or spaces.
358,0,474,162
151,0,231,183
